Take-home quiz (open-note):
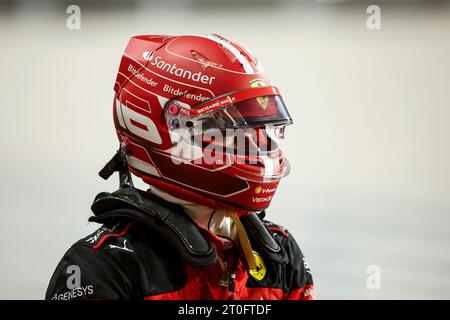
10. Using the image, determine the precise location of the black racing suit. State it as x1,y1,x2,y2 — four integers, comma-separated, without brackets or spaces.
46,187,314,300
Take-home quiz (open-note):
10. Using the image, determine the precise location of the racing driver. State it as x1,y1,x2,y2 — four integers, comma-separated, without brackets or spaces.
46,34,314,300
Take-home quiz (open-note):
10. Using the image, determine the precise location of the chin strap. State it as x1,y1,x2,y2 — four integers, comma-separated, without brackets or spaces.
227,210,257,270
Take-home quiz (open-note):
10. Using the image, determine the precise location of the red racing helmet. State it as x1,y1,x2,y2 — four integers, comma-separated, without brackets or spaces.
113,34,292,212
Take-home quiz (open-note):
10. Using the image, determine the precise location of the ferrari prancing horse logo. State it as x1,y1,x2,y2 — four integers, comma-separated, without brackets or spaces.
250,79,269,110
249,251,267,281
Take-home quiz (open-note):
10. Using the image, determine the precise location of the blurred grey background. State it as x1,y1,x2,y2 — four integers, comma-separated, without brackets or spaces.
0,0,449,299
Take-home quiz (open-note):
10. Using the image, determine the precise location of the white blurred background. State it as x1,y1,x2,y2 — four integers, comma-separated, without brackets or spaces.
0,0,449,299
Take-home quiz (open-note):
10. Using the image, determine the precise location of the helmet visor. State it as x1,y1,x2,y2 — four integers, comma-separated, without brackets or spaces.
165,95,291,155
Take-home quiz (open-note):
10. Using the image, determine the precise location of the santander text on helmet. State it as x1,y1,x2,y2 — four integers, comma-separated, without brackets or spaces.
145,52,215,85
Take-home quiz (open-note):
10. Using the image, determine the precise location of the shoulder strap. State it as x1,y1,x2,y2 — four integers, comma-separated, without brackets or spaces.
89,187,216,268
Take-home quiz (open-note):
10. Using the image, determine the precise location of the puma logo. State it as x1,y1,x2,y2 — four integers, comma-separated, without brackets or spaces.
109,240,133,253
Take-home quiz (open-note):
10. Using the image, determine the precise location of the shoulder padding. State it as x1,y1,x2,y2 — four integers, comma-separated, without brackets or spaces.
89,187,217,268
240,213,289,265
